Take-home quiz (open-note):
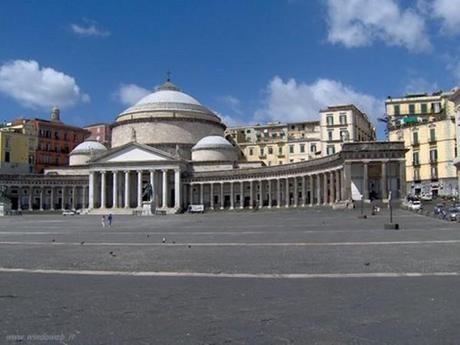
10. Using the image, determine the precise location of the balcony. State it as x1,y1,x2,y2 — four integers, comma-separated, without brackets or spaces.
430,158,437,164
412,161,420,167
429,137,437,144
412,141,420,147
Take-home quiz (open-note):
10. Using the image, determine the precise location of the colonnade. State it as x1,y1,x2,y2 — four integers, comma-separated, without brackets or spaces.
7,185,88,211
186,170,342,210
88,168,181,211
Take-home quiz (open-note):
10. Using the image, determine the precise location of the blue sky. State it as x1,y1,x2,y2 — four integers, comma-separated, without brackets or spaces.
1,0,460,138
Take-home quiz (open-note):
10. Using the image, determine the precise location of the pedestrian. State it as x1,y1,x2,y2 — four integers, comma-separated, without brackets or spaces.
101,215,106,228
107,214,113,227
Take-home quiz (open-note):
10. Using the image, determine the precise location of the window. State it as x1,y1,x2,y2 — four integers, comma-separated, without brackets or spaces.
412,151,419,165
430,149,438,163
4,151,10,162
409,104,415,114
268,146,273,154
278,146,283,155
431,166,438,179
394,105,400,115
311,144,316,152
249,148,253,156
430,128,436,142
414,168,420,181
412,131,419,145
5,136,10,148
289,145,294,154
279,161,283,165
339,113,347,124
326,145,335,155
328,130,333,141
421,103,428,113
340,130,349,141
260,148,264,156
326,115,334,126
300,144,305,153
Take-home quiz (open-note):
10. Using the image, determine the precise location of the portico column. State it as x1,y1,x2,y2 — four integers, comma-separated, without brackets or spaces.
302,176,306,207
363,162,369,201
101,171,106,208
189,183,194,205
293,177,298,207
82,185,87,209
316,174,321,206
39,187,44,211
16,187,22,211
220,182,224,210
162,169,168,208
210,183,215,209
309,175,314,206
72,186,76,210
277,179,281,208
335,170,340,201
323,172,328,205
89,172,95,209
249,180,254,209
330,172,335,204
50,187,55,211
174,169,180,209
61,186,65,210
342,162,352,200
28,186,33,211
285,177,289,208
136,170,143,209
258,180,263,208
239,182,243,209
200,183,204,205
268,179,272,208
381,161,388,200
230,182,234,210
399,160,407,198
113,171,118,208
149,170,155,203
124,171,130,208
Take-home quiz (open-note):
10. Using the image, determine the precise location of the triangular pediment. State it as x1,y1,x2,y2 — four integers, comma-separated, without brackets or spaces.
92,142,179,163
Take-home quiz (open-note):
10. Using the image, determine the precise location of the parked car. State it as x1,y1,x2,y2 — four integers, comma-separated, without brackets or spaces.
445,207,460,221
62,209,77,216
434,203,445,216
421,194,432,201
408,200,422,211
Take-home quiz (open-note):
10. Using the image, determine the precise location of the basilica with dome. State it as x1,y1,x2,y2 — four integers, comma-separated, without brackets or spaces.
1,78,408,214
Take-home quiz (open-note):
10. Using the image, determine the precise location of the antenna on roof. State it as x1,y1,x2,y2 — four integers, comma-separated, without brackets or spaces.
166,70,171,82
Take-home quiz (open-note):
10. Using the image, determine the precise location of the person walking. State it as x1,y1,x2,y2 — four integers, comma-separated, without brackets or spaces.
101,215,106,228
107,214,113,227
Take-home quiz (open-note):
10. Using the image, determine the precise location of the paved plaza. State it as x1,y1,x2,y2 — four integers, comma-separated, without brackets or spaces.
1,207,460,344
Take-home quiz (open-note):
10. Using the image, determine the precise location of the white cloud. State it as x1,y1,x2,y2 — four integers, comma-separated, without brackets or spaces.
70,20,110,37
418,0,460,34
404,77,439,94
326,0,431,52
217,95,243,115
115,84,150,106
0,59,88,109
255,76,382,124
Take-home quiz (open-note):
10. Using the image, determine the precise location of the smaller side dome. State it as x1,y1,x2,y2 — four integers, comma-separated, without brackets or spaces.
191,136,237,162
69,140,107,166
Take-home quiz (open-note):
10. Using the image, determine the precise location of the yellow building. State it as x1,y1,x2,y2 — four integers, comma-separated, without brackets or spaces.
386,91,457,197
320,104,376,156
0,122,37,174
226,121,321,166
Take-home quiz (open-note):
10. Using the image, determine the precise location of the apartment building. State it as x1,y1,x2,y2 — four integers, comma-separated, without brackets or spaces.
0,122,37,174
386,91,457,196
320,105,376,156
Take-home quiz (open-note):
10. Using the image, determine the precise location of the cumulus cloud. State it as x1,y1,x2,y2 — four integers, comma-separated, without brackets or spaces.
418,0,460,34
326,0,431,52
255,76,382,124
115,83,150,106
0,59,89,109
70,20,110,37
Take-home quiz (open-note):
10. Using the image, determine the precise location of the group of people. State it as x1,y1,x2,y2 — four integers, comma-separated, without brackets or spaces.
101,214,113,228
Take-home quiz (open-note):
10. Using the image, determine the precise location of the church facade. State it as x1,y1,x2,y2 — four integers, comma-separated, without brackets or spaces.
0,79,407,214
